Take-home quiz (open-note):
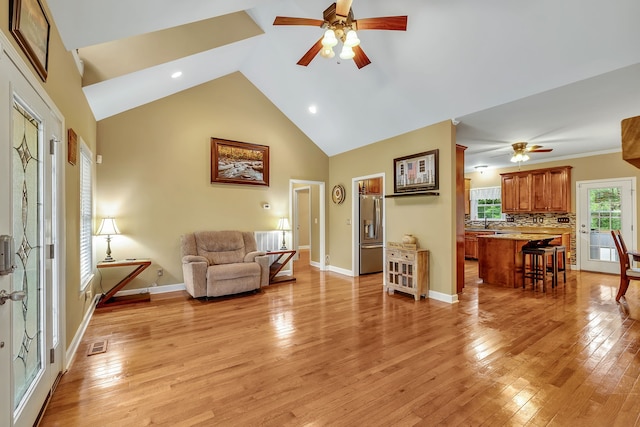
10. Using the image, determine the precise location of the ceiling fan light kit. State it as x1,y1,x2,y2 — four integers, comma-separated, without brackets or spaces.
273,0,407,69
510,141,552,163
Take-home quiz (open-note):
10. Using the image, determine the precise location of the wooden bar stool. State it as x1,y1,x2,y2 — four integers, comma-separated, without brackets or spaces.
551,245,567,286
522,246,556,292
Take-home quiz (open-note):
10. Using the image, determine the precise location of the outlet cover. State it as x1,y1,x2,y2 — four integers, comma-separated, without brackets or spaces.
557,217,570,223
506,217,515,222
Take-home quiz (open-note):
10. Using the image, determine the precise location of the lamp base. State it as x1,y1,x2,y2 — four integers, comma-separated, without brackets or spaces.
102,256,116,262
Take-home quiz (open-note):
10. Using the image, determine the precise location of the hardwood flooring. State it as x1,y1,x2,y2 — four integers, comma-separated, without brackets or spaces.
40,253,640,426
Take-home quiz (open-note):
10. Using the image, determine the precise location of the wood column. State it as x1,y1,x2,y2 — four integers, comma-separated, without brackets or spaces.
456,144,467,293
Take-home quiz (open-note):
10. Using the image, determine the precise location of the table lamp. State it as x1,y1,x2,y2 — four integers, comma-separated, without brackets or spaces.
96,217,120,262
276,217,290,250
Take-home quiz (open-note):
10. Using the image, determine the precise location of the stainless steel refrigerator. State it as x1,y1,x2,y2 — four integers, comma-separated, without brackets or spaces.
359,195,383,274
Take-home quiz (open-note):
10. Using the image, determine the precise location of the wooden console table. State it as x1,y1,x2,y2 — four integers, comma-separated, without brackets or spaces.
266,250,296,284
96,259,151,308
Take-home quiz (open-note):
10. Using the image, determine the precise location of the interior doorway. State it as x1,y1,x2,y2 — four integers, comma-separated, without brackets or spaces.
289,180,326,270
351,173,385,276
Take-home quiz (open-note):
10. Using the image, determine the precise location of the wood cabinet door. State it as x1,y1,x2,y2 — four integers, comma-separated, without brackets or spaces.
531,170,548,211
547,168,570,212
501,175,518,212
515,174,531,211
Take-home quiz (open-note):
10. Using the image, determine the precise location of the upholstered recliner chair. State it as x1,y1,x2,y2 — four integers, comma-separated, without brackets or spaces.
181,231,269,298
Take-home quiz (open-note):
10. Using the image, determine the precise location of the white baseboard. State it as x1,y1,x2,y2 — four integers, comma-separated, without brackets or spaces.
114,283,186,297
65,294,100,370
327,265,354,276
428,290,459,304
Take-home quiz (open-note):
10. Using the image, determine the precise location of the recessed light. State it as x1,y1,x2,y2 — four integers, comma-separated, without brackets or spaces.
171,71,182,79
308,105,317,114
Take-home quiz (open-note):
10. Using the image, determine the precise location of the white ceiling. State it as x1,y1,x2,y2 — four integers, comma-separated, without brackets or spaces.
47,0,640,171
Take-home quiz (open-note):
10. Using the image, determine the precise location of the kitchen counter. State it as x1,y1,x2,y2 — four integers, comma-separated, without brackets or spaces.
478,233,561,240
477,233,563,288
465,227,572,235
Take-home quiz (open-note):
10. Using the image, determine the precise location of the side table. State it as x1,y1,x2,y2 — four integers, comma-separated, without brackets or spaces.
96,259,151,308
266,250,296,284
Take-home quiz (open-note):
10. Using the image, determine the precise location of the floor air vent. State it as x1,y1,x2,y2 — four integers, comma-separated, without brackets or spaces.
87,340,108,356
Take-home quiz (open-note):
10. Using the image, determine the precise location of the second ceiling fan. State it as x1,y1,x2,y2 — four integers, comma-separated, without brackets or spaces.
273,0,408,69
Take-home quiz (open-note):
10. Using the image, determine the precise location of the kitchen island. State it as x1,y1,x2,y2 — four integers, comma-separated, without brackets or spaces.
477,233,561,288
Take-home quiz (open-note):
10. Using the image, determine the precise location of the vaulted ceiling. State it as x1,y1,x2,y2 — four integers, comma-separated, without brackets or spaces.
47,0,640,171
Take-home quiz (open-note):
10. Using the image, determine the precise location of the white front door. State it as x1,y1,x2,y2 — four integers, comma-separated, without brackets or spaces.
0,46,63,427
577,178,636,273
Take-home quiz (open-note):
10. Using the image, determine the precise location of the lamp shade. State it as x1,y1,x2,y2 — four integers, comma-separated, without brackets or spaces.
277,217,291,231
96,218,120,236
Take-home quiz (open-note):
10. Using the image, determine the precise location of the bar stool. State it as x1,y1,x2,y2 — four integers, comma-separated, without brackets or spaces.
549,245,567,286
522,246,556,291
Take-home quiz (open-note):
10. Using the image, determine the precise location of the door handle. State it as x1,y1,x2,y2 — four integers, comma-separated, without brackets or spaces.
0,289,26,305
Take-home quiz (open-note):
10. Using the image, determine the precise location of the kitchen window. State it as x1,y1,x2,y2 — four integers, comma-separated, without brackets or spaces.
470,186,504,221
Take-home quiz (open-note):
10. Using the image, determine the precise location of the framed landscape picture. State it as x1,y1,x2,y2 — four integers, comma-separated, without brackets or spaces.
393,149,439,193
10,0,50,81
211,138,270,186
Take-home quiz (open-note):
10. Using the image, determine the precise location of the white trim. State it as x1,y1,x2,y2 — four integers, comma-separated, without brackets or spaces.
114,283,186,297
298,245,311,250
428,290,459,304
309,260,321,268
65,294,100,370
327,265,354,276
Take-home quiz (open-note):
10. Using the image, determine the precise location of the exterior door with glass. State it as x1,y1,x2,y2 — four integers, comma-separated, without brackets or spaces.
0,48,62,427
578,179,636,273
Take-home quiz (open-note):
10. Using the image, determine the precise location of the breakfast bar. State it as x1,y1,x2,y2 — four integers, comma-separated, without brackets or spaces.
477,233,561,288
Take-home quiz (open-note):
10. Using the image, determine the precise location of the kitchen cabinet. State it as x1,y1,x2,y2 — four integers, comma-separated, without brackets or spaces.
501,173,531,212
385,248,429,300
465,231,496,259
502,166,572,213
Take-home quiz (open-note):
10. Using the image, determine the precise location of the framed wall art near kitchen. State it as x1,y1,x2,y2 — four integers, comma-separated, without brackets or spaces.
10,0,51,81
211,138,270,186
393,149,439,194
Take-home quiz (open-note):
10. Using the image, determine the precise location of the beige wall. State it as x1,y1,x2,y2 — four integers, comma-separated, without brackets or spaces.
96,73,329,289
329,120,458,297
1,0,98,348
465,152,640,242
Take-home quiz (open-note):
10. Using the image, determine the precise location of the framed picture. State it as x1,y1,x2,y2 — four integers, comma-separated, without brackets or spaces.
67,128,77,165
393,149,439,194
10,0,50,81
211,138,270,186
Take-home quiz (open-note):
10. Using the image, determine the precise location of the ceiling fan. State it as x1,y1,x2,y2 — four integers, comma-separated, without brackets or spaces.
273,0,408,69
511,141,553,163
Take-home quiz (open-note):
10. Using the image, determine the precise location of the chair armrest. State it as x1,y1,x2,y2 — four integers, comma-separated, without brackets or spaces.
244,251,267,263
254,254,269,287
181,257,208,298
182,255,208,264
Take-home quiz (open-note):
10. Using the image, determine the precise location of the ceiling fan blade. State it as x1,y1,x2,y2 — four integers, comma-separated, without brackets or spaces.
273,16,325,26
353,45,371,69
355,16,408,31
297,37,324,66
336,0,353,19
530,148,553,153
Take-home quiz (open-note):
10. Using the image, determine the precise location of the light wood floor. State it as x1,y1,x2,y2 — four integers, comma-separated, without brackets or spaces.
40,253,640,426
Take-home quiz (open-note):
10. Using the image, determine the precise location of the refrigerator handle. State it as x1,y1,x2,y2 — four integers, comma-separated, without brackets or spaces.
374,198,381,239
